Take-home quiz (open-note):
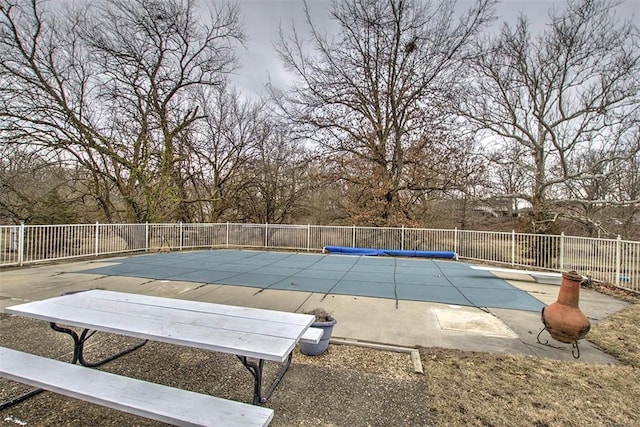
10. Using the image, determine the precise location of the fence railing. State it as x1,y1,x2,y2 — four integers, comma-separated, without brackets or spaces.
1,222,638,293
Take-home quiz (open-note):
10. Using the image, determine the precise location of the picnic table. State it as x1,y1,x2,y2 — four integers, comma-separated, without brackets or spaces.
2,290,323,425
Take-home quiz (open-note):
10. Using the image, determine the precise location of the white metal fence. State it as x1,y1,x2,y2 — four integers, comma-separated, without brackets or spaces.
1,222,638,292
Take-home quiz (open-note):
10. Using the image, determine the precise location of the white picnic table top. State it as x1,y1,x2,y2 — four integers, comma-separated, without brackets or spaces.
5,290,316,363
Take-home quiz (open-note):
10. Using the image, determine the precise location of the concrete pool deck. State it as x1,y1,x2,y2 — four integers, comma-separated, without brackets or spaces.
0,250,629,364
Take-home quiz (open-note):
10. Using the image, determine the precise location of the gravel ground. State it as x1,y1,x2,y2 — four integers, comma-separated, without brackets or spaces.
0,314,431,426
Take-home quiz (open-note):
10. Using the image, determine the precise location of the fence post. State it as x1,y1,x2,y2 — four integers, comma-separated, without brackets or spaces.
454,227,458,255
226,222,230,248
94,222,99,256
559,232,564,271
179,221,183,250
18,221,25,267
615,235,621,287
401,225,405,251
145,222,149,252
352,225,356,248
265,222,268,248
307,224,311,252
511,230,515,266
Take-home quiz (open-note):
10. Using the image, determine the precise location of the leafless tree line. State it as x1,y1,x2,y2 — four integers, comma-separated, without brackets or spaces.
1,0,639,238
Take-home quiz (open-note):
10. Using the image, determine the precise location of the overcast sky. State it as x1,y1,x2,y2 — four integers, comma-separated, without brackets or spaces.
225,0,639,98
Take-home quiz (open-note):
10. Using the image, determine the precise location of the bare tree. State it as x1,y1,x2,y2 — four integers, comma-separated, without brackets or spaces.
488,143,529,219
0,145,92,224
274,0,495,226
459,0,640,234
611,142,640,238
0,0,243,222
186,84,265,222
235,122,315,224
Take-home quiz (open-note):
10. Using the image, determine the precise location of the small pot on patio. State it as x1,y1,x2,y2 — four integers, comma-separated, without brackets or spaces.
299,308,336,356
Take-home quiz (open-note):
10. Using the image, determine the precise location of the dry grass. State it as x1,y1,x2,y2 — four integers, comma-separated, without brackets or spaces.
421,286,640,427
587,284,640,367
421,348,640,426
299,344,415,381
588,303,640,367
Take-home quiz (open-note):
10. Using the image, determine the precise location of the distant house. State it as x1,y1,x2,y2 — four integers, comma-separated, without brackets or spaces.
472,199,532,218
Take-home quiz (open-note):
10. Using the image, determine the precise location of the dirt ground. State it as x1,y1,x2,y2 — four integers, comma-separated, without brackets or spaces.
1,283,640,426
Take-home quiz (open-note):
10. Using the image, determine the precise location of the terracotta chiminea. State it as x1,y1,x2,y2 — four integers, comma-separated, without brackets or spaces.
538,270,591,358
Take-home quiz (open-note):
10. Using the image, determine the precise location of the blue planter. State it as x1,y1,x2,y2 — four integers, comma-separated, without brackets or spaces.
299,317,337,356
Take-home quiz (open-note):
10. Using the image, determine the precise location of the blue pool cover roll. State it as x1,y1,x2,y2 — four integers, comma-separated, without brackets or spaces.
323,246,458,260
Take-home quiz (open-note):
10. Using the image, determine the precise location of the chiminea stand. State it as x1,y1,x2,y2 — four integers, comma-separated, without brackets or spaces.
536,328,582,358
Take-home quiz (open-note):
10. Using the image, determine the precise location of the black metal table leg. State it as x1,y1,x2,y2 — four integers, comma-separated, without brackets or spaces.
237,352,294,405
0,323,148,410
49,323,148,367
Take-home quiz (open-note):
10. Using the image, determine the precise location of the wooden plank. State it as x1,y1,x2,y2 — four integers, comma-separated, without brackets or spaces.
82,290,313,326
0,347,273,427
20,296,310,340
6,290,316,362
299,327,323,345
6,302,294,362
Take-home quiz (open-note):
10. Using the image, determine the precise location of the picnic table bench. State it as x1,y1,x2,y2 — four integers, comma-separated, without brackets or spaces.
0,347,273,427
2,290,323,425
